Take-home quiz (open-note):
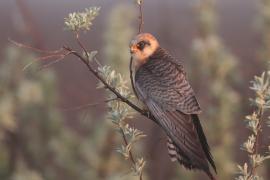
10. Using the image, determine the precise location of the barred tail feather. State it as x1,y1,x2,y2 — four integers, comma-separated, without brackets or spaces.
167,138,216,180
145,99,216,180
167,138,196,170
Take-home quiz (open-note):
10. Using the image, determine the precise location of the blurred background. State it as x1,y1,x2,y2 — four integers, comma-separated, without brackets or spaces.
0,0,269,180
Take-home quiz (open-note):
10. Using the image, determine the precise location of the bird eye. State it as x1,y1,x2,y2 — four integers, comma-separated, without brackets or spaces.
137,41,146,50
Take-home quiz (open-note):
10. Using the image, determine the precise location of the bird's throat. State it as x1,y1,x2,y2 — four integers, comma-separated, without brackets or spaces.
131,55,147,71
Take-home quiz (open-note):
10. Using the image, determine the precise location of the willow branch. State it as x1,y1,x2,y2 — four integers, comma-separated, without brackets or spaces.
120,128,136,165
248,108,264,180
119,128,143,180
254,108,263,154
62,38,147,180
9,39,157,130
11,36,150,180
67,33,146,180
62,46,157,124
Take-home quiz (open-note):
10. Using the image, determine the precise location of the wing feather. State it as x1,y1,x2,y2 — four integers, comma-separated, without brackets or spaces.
145,99,211,172
135,48,201,114
133,48,216,175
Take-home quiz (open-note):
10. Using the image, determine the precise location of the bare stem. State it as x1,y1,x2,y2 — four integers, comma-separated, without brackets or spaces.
62,97,119,111
130,0,143,102
8,38,63,54
75,32,90,61
15,0,44,48
130,1,144,100
138,1,144,34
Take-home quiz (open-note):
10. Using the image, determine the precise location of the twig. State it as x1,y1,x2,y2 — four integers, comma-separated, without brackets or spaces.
254,108,263,154
130,0,143,98
119,128,143,180
62,46,158,124
61,97,118,111
75,32,90,60
74,32,102,68
120,128,136,164
8,38,64,54
22,54,66,71
248,108,264,180
138,0,144,34
15,0,44,48
129,58,138,98
38,53,70,71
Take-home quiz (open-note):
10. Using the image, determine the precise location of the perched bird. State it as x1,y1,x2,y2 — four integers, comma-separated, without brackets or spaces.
129,33,217,180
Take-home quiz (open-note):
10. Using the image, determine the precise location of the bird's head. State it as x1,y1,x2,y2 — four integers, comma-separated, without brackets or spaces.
130,33,159,62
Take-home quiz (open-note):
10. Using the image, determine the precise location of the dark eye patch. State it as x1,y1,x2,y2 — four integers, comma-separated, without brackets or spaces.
136,40,150,50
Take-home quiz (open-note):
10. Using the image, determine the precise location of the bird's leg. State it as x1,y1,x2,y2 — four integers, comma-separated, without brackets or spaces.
141,107,151,118
144,110,150,118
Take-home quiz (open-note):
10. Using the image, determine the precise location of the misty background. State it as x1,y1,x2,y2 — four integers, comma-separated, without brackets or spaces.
0,0,269,180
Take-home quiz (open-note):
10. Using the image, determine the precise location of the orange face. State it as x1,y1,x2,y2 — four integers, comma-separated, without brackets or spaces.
130,39,150,54
130,33,159,62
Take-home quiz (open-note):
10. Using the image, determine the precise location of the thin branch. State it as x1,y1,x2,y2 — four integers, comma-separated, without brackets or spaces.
138,1,144,34
61,97,118,111
22,54,66,71
254,108,263,154
62,46,158,125
129,0,143,103
129,58,138,98
119,128,143,180
38,54,69,71
75,32,102,67
120,128,136,164
8,38,64,54
248,108,264,180
75,32,90,60
15,0,44,48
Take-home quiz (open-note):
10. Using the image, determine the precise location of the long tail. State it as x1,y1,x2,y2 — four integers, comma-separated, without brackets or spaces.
191,114,217,173
146,99,217,179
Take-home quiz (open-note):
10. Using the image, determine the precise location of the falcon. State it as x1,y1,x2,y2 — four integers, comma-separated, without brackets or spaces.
129,33,216,180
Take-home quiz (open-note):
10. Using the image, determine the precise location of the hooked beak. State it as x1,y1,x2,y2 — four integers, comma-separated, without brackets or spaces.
130,40,137,54
130,45,137,54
